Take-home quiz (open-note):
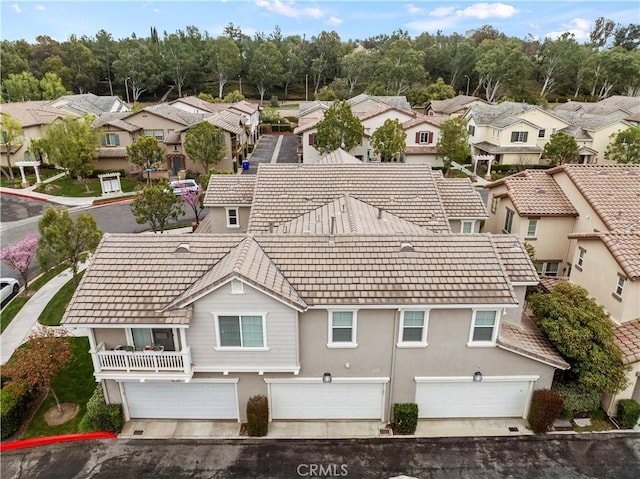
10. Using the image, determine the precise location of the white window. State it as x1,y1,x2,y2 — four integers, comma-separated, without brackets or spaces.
230,279,244,294
535,261,559,277
103,133,120,146
510,131,528,143
215,314,266,349
576,247,586,269
129,328,176,351
144,129,164,141
328,311,357,348
614,275,626,298
526,218,538,238
226,207,239,228
398,310,428,347
460,221,474,234
468,310,499,345
418,131,434,144
538,129,546,138
503,208,514,233
468,125,475,136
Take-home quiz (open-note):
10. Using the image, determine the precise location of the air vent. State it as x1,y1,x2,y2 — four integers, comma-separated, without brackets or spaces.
400,242,414,252
175,243,190,253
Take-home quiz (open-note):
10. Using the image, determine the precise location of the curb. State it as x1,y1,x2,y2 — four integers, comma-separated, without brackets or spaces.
0,432,117,451
0,189,50,203
92,195,138,206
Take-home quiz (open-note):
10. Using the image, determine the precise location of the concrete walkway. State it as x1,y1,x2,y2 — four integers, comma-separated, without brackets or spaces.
450,161,490,186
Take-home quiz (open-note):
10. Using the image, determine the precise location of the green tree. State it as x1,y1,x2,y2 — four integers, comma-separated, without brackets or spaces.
375,39,426,95
183,122,226,172
529,282,628,394
62,36,100,93
37,207,102,289
543,132,578,165
39,72,68,100
127,135,164,186
113,39,163,102
222,90,245,103
371,118,407,161
197,92,216,103
0,113,24,180
475,38,531,102
42,116,99,186
131,182,185,233
0,40,30,82
341,49,375,97
3,71,41,102
162,29,200,98
436,117,471,173
604,127,640,164
315,86,337,101
205,36,241,99
314,100,364,155
247,41,284,104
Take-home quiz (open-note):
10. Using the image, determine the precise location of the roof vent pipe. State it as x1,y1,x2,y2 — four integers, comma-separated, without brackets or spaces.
269,222,274,233
330,216,336,236
378,208,383,219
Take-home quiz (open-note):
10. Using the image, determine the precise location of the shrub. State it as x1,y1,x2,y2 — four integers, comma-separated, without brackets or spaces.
617,399,640,429
553,383,600,417
393,403,418,434
86,384,124,433
528,389,563,434
0,383,33,439
246,395,269,437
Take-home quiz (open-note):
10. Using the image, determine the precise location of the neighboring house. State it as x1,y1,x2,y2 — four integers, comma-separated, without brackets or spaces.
425,95,490,117
608,319,640,417
555,96,640,119
1,101,78,168
295,96,443,165
48,93,130,116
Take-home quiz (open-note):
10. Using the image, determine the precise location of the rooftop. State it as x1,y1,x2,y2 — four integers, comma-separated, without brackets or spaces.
614,319,640,365
435,176,488,219
0,101,77,127
203,175,256,205
568,233,640,280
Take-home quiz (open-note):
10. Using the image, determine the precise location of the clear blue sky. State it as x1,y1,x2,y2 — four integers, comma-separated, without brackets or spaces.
1,1,637,43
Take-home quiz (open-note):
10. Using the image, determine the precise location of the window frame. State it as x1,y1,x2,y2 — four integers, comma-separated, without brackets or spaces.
538,129,546,138
230,279,245,294
503,208,514,233
576,247,586,270
613,274,626,299
490,196,498,214
467,310,500,347
327,310,358,348
126,327,177,351
526,218,538,239
104,133,120,147
417,131,434,144
397,310,429,348
468,125,475,136
226,207,239,228
214,313,268,350
510,131,528,143
460,220,475,234
143,129,164,141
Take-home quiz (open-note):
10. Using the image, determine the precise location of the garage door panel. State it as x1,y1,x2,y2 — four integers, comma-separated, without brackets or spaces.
270,382,384,419
124,382,238,419
416,379,531,418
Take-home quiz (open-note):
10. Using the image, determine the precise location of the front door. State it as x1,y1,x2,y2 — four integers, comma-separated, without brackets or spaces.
172,156,182,175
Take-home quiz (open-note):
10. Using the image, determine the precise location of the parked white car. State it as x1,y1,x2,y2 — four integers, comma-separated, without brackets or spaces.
169,179,199,195
1,278,20,306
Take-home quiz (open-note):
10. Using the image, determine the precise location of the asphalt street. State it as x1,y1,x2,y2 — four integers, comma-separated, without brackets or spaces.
2,434,639,479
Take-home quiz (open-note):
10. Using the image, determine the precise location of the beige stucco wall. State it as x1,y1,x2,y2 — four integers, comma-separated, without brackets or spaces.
519,216,575,272
569,239,640,323
592,122,631,164
204,206,251,233
94,329,128,350
602,363,640,417
0,124,46,168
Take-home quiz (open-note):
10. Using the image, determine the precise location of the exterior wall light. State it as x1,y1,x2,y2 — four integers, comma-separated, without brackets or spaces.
473,371,483,382
323,372,332,383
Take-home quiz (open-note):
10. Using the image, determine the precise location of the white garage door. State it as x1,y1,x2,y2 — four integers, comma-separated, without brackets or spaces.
269,380,386,420
123,382,238,419
415,377,536,418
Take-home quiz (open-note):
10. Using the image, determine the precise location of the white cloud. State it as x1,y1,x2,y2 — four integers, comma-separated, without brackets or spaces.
12,4,21,14
255,0,324,19
153,8,160,13
406,3,424,15
429,6,455,17
545,18,591,41
36,5,45,11
456,3,517,19
327,16,342,26
406,16,459,34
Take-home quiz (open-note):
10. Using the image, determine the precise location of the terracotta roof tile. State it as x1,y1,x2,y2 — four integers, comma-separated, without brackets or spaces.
569,233,640,280
489,235,540,283
614,319,640,365
498,314,570,369
204,175,256,205
436,177,488,219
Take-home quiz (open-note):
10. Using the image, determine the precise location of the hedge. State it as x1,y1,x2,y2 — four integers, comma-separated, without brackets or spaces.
617,399,640,429
552,383,600,417
246,395,269,437
0,384,33,440
393,403,418,434
86,384,124,433
528,389,563,434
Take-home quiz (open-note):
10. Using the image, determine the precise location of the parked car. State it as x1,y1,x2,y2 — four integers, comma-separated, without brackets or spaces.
169,179,199,195
1,278,20,306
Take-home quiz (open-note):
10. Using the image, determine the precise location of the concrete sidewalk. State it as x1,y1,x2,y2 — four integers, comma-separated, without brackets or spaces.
0,186,136,207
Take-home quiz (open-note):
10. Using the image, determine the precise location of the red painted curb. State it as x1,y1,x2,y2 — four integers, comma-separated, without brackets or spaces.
92,196,138,206
0,432,117,451
0,190,49,202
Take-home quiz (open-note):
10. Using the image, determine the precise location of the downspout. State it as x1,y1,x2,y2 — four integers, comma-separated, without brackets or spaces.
386,308,400,423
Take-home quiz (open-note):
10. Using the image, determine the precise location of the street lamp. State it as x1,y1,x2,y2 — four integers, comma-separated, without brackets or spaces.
464,75,470,96
305,74,308,102
238,75,242,95
124,77,131,104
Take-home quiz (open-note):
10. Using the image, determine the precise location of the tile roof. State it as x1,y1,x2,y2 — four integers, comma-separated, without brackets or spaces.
487,170,579,217
498,314,570,369
92,112,142,132
315,149,363,164
489,235,540,284
97,147,127,158
0,101,77,127
473,141,542,155
201,110,246,135
62,233,522,325
404,145,438,155
435,177,488,219
569,233,640,280
548,164,640,231
169,96,222,113
137,104,205,126
614,319,640,365
428,96,488,115
537,276,568,293
273,195,433,235
49,94,130,115
229,100,259,115
403,114,447,129
552,111,631,130
203,175,256,205
246,164,451,233
555,96,640,116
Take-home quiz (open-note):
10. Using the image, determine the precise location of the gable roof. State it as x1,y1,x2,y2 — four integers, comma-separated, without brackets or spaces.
547,164,640,231
246,163,451,233
614,319,640,365
553,111,632,132
203,175,256,205
486,169,579,217
403,113,447,129
169,96,224,113
92,112,142,132
427,95,489,115
201,110,245,135
48,93,130,115
489,235,540,284
128,104,205,126
62,232,524,326
556,96,640,117
435,176,488,219
315,148,362,164
568,233,640,280
1,101,78,127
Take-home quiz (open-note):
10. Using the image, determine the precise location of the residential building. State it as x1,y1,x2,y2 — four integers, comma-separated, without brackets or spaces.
554,96,640,118
425,95,490,117
48,93,130,116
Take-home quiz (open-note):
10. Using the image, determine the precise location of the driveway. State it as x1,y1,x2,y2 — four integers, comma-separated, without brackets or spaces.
2,434,639,478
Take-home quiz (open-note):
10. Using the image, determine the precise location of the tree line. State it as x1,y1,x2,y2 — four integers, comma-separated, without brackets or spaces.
1,19,638,106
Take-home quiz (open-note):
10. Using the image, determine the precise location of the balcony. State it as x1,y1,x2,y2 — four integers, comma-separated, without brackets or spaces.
93,342,192,376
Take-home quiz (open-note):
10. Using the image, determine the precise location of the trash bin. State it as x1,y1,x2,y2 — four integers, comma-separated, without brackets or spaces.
242,161,250,170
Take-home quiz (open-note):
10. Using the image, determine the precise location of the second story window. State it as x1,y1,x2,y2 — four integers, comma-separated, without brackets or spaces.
510,131,528,143
308,133,316,146
468,310,499,345
526,218,538,238
538,129,546,138
226,207,239,228
216,314,266,349
398,310,428,346
328,311,357,348
468,125,475,136
144,129,164,141
576,247,586,269
614,274,626,299
461,221,474,234
416,131,434,144
103,133,120,146
503,208,514,233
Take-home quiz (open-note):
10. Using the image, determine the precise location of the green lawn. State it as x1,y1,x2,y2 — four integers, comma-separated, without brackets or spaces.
0,168,63,188
34,176,138,197
0,263,68,333
38,271,84,326
21,337,96,439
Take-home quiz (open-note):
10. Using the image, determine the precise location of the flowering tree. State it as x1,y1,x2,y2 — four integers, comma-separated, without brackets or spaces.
0,232,38,290
3,327,72,413
181,186,204,225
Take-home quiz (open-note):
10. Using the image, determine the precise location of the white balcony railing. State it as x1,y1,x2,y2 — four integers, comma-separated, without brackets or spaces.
94,342,191,374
